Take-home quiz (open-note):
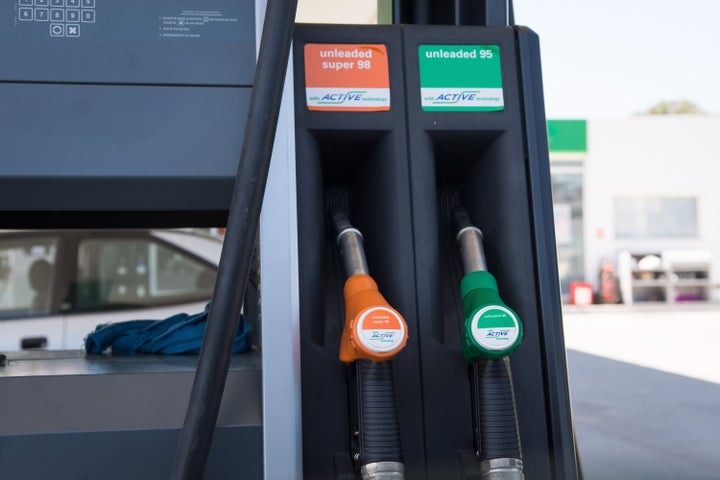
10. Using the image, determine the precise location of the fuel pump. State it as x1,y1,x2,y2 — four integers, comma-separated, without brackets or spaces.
330,208,408,480
453,205,525,480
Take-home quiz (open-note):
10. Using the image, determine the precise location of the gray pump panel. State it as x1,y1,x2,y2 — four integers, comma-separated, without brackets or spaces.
0,351,263,480
0,3,277,479
0,0,256,226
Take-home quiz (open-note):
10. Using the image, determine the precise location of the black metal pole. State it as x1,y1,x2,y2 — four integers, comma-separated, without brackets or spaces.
169,0,298,478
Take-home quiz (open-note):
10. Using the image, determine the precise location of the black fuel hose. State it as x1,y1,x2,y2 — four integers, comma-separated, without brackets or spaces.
355,360,404,467
169,0,298,478
470,357,522,460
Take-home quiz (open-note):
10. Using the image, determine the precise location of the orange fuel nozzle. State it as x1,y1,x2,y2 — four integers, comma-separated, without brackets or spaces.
339,273,408,363
329,208,408,363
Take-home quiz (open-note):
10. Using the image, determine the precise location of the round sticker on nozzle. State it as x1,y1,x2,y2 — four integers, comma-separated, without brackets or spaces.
356,306,406,353
470,305,521,352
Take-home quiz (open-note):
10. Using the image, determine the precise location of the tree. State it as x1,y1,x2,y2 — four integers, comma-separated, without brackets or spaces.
643,100,705,115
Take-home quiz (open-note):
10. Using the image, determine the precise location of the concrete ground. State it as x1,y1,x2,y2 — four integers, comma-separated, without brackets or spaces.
562,304,720,480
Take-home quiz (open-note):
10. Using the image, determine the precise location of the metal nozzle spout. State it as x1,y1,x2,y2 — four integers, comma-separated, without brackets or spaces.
480,458,524,480
453,206,488,274
360,461,405,480
330,209,369,277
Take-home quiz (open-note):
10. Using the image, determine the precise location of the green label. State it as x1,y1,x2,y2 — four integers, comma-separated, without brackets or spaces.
418,45,503,112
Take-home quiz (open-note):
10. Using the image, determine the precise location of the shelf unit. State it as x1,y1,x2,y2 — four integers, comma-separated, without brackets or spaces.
618,250,711,304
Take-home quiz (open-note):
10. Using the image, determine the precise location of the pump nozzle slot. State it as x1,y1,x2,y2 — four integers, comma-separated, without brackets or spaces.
452,204,524,479
330,209,407,479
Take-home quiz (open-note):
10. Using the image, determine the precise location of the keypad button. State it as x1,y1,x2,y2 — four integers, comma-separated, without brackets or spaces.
34,8,49,21
50,0,64,6
50,23,64,37
51,9,64,21
66,9,79,22
66,0,79,6
19,8,33,20
81,10,95,23
81,0,94,7
65,24,80,37
35,0,49,6
19,0,33,6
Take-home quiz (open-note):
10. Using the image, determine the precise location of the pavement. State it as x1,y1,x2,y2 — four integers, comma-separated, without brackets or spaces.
562,303,720,480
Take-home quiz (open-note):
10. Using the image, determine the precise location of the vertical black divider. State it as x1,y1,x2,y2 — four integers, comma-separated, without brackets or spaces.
403,25,576,479
293,24,426,480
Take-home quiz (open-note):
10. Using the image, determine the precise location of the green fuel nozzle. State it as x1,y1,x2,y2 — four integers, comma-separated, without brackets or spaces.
454,207,523,362
453,206,525,480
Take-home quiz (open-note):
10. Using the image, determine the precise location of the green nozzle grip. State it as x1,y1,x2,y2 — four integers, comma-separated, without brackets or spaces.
460,271,523,361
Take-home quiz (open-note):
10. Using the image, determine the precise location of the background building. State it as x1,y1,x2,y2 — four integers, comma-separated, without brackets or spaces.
550,116,720,304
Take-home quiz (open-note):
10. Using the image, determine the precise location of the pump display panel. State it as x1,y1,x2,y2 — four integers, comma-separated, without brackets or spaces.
0,0,255,226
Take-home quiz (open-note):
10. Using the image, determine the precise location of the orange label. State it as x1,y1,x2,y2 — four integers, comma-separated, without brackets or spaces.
360,308,402,330
304,43,390,111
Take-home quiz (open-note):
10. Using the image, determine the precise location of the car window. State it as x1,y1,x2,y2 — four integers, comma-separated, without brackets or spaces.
73,237,216,311
0,237,58,318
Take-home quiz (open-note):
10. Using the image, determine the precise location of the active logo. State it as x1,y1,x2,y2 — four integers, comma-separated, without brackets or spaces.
484,329,511,339
307,89,389,108
423,89,503,108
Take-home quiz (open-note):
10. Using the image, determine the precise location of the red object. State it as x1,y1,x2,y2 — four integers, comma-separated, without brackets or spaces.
599,262,619,303
570,281,594,306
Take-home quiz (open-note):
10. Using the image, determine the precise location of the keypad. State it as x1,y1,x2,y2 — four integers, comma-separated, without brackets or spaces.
18,0,96,37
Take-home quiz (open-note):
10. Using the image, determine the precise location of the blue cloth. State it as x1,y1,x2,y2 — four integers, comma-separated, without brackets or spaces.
84,303,251,355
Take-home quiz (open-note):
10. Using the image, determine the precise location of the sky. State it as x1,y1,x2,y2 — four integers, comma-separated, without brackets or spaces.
512,0,720,118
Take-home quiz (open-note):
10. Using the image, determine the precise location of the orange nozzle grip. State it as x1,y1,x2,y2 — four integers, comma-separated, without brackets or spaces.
339,274,408,363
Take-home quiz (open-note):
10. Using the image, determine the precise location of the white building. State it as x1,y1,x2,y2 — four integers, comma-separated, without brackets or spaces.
549,116,720,304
